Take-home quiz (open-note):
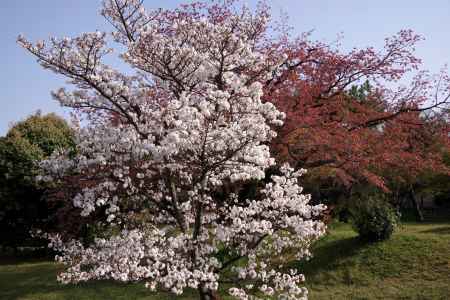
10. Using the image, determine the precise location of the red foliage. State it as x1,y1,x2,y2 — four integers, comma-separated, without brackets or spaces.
264,30,450,190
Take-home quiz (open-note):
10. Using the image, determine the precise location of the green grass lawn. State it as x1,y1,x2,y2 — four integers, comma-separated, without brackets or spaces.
300,222,450,299
1,222,449,300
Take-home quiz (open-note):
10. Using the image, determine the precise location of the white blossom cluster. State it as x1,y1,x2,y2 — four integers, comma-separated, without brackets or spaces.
19,1,326,299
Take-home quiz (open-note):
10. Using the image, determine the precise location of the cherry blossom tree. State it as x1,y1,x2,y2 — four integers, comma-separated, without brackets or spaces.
19,1,326,299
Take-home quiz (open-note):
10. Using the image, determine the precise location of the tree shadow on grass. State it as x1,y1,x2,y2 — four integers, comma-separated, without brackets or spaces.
287,236,367,278
420,226,450,235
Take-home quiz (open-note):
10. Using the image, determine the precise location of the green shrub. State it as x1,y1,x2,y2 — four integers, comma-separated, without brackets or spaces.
350,196,400,242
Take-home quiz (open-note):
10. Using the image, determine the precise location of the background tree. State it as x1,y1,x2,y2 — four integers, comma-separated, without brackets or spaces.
0,112,74,252
264,33,450,215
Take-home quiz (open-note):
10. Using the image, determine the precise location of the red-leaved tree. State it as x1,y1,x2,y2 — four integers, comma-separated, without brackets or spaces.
264,30,450,199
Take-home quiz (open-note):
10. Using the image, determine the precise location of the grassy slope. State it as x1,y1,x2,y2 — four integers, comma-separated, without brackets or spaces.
299,222,450,300
0,222,449,300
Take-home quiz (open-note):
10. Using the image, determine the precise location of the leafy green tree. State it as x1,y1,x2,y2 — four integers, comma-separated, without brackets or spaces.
0,112,74,252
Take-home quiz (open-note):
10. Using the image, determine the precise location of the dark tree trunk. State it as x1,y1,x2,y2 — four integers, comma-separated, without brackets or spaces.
198,286,221,300
409,189,424,222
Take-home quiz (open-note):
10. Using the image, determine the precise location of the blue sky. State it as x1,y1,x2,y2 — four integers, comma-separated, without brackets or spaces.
1,0,449,135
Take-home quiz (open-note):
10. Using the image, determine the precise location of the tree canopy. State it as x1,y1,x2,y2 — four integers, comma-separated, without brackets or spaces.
0,112,74,250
